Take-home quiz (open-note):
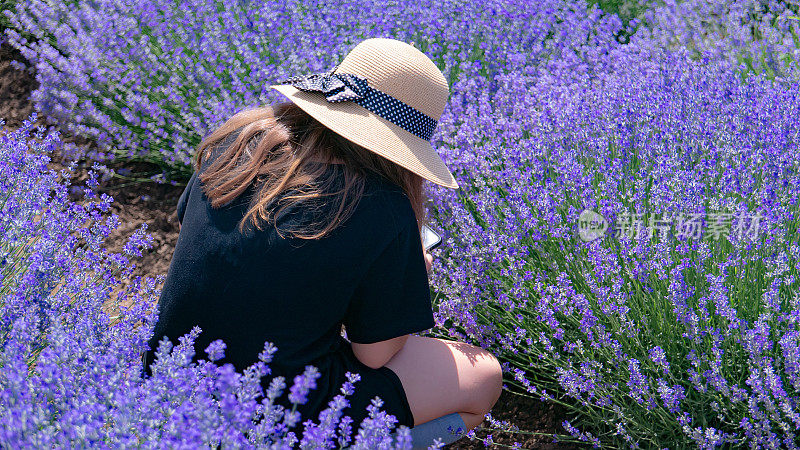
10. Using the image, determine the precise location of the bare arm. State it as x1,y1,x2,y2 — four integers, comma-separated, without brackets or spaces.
350,334,409,369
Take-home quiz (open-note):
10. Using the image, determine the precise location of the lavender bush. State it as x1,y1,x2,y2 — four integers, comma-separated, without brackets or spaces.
0,117,418,449
5,0,800,447
1,0,630,174
426,44,800,447
634,0,800,79
0,1,12,33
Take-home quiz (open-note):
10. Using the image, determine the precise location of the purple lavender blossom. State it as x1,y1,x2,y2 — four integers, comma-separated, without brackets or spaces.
649,346,669,374
205,339,226,362
288,365,320,406
0,118,407,448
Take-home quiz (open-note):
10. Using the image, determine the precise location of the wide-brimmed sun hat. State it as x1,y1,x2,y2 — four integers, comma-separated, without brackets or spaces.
269,37,458,189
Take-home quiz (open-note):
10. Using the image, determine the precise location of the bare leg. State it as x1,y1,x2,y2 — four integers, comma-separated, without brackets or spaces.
383,335,503,429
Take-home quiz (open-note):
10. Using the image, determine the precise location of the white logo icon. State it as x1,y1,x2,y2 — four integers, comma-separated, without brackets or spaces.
578,209,608,242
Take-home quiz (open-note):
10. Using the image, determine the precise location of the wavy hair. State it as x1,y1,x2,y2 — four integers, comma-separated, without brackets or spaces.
193,102,427,240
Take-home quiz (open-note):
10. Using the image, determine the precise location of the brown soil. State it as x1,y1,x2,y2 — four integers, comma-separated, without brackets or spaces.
0,41,577,449
1,42,185,296
445,390,577,449
0,42,39,128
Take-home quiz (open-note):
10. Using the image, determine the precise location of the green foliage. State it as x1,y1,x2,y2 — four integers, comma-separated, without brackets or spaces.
1,0,15,33
588,0,648,25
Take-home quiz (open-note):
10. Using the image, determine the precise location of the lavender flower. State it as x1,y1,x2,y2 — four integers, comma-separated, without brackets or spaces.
288,365,320,406
0,118,407,448
649,346,669,374
205,339,226,362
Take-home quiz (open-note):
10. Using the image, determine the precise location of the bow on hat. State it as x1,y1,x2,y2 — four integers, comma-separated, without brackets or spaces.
276,71,369,103
274,64,439,142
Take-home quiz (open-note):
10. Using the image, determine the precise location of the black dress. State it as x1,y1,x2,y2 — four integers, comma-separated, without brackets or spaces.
142,139,435,441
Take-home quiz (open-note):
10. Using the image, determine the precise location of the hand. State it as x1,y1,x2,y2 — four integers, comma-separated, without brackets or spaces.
422,242,433,273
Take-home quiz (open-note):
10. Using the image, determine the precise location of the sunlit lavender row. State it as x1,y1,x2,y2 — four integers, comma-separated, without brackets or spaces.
427,32,800,450
0,118,419,448
3,0,630,174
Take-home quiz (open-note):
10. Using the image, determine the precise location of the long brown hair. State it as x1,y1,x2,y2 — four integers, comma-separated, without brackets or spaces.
193,102,427,240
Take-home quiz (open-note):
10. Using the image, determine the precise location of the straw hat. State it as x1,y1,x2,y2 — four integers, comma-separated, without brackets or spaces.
269,38,458,189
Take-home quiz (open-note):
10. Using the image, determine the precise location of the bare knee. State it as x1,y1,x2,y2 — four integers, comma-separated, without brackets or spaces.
451,342,503,416
383,336,503,425
483,351,502,392
486,353,503,408
469,351,503,415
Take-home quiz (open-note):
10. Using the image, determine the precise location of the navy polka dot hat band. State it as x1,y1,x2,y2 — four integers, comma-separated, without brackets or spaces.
270,38,459,189
276,70,438,142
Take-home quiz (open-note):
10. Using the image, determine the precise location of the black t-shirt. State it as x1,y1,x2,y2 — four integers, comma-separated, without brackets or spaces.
143,137,435,433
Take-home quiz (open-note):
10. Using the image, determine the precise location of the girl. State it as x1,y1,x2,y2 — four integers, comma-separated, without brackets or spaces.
143,38,502,448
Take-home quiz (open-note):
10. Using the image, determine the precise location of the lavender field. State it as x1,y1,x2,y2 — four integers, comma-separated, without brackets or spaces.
2,0,800,448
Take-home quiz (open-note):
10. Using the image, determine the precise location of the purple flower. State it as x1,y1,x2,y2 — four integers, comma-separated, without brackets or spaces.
656,378,686,413
649,346,669,373
288,365,320,405
0,118,401,448
204,339,226,362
